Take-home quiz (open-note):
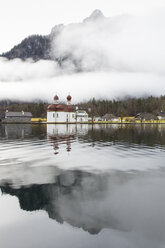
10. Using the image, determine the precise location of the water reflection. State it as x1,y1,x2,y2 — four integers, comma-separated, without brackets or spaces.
1,169,165,237
0,124,32,139
47,124,165,154
0,123,165,247
47,124,76,154
1,123,165,147
81,124,165,148
0,170,110,234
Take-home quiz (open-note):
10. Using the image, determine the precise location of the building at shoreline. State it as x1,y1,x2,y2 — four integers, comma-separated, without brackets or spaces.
47,95,76,123
157,112,165,120
47,95,88,123
0,111,32,123
76,110,88,122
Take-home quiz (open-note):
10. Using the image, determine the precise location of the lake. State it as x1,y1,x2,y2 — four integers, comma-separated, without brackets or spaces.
0,123,165,248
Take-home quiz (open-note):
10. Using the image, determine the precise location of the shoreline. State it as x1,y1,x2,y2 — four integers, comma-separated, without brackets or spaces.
1,121,165,125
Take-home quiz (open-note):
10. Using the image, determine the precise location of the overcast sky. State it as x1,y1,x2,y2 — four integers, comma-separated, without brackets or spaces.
1,0,165,53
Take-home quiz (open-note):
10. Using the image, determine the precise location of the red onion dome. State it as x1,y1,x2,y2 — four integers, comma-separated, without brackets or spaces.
67,95,72,101
54,95,59,101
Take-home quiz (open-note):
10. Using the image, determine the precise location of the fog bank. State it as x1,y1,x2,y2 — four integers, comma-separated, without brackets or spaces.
0,72,164,103
0,10,165,102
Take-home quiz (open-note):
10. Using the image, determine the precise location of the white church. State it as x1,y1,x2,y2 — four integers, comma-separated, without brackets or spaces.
47,95,88,123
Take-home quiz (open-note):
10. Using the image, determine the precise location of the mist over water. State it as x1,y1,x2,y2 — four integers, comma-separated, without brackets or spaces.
0,10,165,101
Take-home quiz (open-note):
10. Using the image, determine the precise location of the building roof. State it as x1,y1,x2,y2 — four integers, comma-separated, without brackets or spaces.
76,110,87,113
6,112,32,117
135,113,157,120
158,112,165,117
47,104,75,112
102,113,117,120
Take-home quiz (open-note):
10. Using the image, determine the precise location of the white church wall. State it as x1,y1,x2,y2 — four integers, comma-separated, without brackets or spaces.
47,111,76,123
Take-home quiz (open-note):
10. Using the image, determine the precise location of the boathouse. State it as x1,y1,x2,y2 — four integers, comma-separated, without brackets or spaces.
1,111,32,123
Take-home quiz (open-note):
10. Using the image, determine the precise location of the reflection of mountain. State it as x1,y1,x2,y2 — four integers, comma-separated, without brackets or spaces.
0,170,133,234
1,167,165,240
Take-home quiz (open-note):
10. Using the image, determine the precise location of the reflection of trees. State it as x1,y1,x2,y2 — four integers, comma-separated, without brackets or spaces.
80,125,165,147
0,170,133,235
47,124,165,155
1,124,165,148
31,124,46,139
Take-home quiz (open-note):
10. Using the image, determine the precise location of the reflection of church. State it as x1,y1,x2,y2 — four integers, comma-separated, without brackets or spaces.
47,124,76,155
47,124,89,155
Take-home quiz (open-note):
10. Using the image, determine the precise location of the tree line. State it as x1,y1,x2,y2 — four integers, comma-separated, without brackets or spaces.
0,95,165,117
78,95,165,117
0,101,47,118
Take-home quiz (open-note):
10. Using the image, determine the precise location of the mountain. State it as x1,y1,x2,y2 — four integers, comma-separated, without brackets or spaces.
83,9,105,22
1,10,105,62
1,35,51,61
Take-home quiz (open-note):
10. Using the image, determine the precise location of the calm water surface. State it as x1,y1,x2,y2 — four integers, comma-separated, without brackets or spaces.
0,124,165,248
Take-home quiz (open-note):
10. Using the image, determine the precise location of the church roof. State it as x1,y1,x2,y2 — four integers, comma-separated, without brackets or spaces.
47,104,75,112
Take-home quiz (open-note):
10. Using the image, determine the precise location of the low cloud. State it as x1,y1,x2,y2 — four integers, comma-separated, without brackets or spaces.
0,10,165,102
51,10,165,74
0,72,164,103
0,58,60,82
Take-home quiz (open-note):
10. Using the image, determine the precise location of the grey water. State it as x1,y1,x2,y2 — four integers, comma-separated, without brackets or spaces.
0,123,165,248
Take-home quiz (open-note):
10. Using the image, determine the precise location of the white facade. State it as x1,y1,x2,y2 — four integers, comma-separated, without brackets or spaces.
47,95,90,123
47,94,77,123
47,111,76,123
76,110,88,122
